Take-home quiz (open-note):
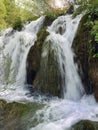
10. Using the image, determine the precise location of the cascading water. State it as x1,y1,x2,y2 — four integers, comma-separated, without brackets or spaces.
0,12,98,130
0,16,45,101
29,15,98,130
47,14,84,100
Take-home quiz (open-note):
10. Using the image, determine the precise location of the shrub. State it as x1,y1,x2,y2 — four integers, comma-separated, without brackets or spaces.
12,17,23,31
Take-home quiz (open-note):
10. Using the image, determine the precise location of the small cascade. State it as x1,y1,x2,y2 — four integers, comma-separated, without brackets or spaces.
46,14,84,100
0,16,45,100
0,10,98,130
29,13,98,130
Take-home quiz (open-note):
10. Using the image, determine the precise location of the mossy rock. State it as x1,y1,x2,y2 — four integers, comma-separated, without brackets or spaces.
26,27,49,85
73,120,98,130
0,100,44,130
33,38,65,97
73,14,98,101
73,14,92,94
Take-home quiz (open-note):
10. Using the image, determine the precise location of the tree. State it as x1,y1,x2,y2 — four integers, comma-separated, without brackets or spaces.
0,0,7,30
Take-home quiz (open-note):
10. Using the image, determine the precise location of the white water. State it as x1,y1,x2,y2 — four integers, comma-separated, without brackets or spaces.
46,14,84,100
0,14,98,130
29,15,98,130
0,16,45,102
30,96,98,130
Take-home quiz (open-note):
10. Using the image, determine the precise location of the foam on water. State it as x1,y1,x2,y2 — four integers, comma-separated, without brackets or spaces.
29,14,98,130
47,14,84,100
0,16,45,102
30,95,98,130
0,13,98,130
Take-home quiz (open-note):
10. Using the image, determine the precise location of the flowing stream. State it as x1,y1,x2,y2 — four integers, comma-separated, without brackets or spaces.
0,14,98,130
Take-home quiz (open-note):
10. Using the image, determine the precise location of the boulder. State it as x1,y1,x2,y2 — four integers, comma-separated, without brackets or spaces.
73,120,98,130
0,100,44,130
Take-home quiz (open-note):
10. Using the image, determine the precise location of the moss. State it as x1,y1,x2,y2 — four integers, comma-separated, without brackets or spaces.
12,17,23,31
0,100,44,130
73,120,98,130
36,28,49,46
44,7,67,21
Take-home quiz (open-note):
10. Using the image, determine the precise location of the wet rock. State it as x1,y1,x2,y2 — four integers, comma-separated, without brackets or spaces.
26,16,54,86
73,14,98,100
26,28,49,85
44,16,56,26
0,100,44,130
33,39,64,97
73,14,92,94
89,59,98,101
27,16,65,97
66,4,74,14
73,120,98,130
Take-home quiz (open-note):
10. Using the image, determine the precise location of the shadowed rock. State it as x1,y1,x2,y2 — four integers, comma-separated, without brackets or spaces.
73,120,98,130
73,14,98,101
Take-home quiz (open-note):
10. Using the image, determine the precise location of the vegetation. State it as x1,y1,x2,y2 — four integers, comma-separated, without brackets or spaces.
74,0,98,58
0,0,39,31
0,0,67,31
44,7,67,20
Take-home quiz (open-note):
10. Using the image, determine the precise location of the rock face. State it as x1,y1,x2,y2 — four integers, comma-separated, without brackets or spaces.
33,39,64,97
73,120,98,130
89,59,98,101
26,29,49,85
73,15,98,101
26,16,56,86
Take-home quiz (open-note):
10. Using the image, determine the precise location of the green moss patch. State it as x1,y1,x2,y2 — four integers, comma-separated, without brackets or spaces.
73,120,98,130
0,100,44,130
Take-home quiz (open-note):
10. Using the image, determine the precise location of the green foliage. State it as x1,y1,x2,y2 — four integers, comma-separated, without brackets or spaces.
75,0,98,14
0,0,67,31
91,20,98,43
0,0,39,31
73,0,98,18
74,0,98,58
44,7,66,20
93,53,98,58
0,0,7,30
12,17,23,31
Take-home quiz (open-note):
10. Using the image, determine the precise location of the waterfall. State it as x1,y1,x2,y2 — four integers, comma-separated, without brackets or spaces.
0,16,45,101
46,14,84,100
0,13,98,130
29,14,98,130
